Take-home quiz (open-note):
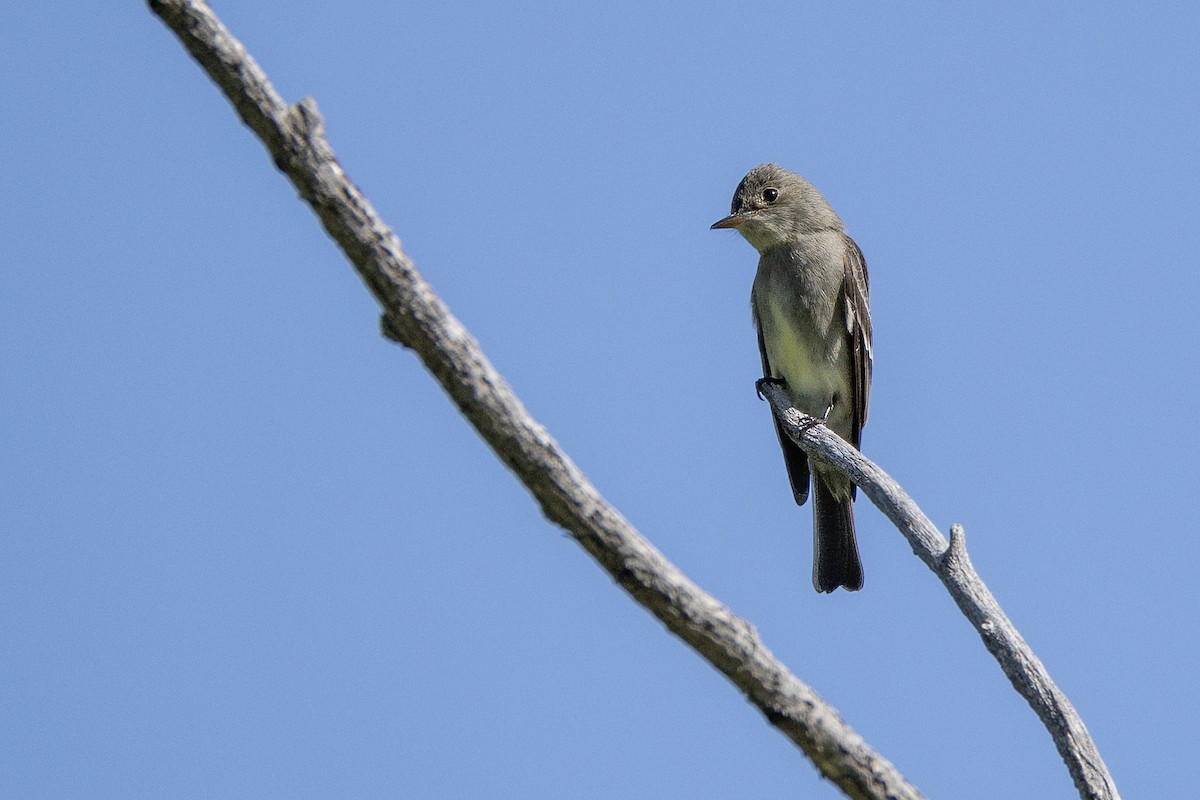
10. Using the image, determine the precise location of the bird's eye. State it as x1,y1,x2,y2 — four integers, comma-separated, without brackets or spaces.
762,188,779,202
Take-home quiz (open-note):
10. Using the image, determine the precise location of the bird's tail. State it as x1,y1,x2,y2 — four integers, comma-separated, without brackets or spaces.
812,471,864,593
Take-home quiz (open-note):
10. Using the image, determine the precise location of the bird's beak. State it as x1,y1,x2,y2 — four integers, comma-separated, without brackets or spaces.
710,213,744,230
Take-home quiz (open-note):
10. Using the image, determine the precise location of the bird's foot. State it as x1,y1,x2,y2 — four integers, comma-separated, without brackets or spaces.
795,400,834,433
755,375,786,400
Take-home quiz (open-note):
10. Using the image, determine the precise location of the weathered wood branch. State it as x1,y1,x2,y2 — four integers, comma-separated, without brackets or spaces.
147,2,1120,798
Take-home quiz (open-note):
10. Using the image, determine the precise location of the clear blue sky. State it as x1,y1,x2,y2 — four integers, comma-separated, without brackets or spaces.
3,2,1197,797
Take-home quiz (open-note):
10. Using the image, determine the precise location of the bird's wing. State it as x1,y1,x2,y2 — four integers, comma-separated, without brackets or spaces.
757,322,811,506
842,234,873,447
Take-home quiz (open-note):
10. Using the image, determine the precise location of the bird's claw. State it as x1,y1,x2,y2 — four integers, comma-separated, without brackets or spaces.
755,376,786,400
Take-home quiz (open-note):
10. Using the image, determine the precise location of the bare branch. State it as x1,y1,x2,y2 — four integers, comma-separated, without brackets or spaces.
759,382,1121,800
147,1,922,797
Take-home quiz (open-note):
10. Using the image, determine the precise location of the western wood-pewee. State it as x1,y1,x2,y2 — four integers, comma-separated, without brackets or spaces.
712,164,872,593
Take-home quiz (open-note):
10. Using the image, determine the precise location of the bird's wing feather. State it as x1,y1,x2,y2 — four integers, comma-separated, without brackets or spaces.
757,322,811,505
842,234,872,446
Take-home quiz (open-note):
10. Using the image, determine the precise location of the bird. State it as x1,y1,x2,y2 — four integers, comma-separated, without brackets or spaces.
711,164,872,592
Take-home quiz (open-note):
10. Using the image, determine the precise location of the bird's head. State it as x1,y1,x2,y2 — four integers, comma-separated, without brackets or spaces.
710,163,842,253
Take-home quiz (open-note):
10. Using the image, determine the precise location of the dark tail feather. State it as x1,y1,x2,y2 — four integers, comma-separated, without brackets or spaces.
812,472,863,593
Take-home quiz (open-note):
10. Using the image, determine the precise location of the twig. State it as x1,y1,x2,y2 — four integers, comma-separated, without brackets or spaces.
147,1,923,798
759,382,1121,800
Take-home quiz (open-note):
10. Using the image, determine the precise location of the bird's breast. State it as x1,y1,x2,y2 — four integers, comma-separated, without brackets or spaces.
752,253,851,429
